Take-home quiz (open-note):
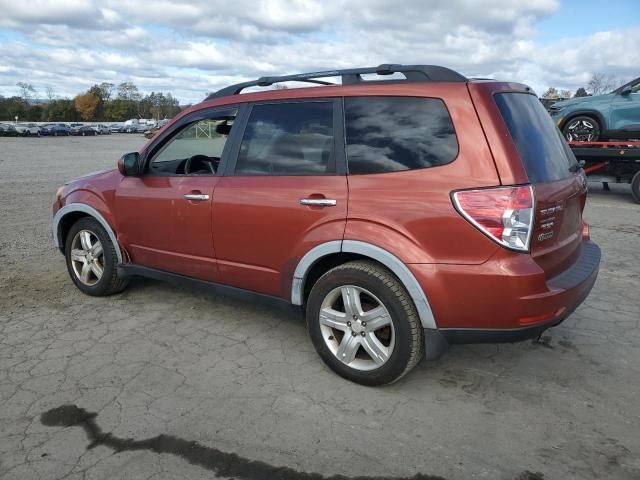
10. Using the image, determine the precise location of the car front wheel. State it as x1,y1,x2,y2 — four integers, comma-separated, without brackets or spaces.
65,217,128,296
562,115,600,142
307,261,424,386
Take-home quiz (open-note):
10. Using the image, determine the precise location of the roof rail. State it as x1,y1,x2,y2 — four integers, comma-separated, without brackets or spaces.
205,64,467,100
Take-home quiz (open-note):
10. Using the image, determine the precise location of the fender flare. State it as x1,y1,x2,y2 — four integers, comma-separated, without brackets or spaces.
291,240,437,329
559,109,607,132
52,203,123,263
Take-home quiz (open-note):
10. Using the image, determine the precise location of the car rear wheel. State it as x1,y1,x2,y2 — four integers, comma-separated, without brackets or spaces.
65,217,128,296
307,260,424,385
562,115,600,142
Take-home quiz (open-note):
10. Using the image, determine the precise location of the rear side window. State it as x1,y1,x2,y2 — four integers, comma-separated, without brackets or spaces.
495,93,578,183
344,97,458,174
235,102,334,176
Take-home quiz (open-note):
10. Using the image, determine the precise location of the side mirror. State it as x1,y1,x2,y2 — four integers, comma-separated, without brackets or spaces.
117,152,141,176
620,86,633,96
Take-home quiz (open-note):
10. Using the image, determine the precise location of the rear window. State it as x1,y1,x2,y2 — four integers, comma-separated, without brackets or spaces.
495,93,577,183
345,97,458,174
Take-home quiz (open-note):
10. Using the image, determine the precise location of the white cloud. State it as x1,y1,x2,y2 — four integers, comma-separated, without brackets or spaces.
0,0,637,103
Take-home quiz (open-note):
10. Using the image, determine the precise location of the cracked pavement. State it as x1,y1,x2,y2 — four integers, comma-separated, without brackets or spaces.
1,136,639,480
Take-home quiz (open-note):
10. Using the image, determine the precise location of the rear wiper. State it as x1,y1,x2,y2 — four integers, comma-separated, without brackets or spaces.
569,160,585,173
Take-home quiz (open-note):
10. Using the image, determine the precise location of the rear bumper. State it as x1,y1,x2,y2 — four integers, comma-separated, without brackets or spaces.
414,240,600,351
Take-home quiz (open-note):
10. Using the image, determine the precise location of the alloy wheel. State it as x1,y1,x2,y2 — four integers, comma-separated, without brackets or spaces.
70,230,104,286
319,285,395,371
565,118,597,141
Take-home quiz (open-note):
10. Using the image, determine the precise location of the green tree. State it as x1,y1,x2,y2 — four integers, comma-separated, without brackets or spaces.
48,99,78,121
0,96,29,121
117,82,141,101
104,98,138,121
574,87,588,98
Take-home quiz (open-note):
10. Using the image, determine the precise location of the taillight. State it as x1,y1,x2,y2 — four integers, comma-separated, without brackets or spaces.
452,185,534,252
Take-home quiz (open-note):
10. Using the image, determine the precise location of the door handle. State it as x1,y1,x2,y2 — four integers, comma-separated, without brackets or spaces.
300,198,337,207
184,194,210,201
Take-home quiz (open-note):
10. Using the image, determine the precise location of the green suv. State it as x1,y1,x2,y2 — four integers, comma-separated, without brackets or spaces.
550,77,640,141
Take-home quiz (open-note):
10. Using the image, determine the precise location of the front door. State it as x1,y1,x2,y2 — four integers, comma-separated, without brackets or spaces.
213,100,348,298
610,79,640,136
115,111,238,282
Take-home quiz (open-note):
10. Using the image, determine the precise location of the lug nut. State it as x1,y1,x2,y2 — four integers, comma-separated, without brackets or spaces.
352,332,357,337
360,332,366,336
347,321,351,327
352,315,357,320
361,322,366,327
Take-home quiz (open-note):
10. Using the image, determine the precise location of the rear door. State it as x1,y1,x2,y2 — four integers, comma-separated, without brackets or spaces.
213,99,348,298
493,92,586,277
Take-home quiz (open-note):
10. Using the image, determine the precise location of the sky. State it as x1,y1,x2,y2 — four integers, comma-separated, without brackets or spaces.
0,0,638,104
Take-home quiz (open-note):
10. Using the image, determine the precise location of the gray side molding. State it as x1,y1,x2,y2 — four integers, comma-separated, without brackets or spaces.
342,240,436,329
290,239,437,329
291,240,342,305
52,203,123,264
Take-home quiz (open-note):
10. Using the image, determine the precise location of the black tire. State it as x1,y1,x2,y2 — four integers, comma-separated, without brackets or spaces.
307,260,424,386
64,217,128,296
562,115,601,142
631,171,640,204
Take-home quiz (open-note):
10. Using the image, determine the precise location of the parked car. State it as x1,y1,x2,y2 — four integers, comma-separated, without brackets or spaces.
52,64,600,385
550,76,640,141
15,123,41,136
92,124,111,135
70,125,98,136
0,123,19,136
109,123,125,133
41,124,70,136
143,126,160,139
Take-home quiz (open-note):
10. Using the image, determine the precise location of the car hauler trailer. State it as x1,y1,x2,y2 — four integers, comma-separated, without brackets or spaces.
569,141,640,204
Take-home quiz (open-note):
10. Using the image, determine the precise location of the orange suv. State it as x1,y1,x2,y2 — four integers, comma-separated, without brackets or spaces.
52,65,600,385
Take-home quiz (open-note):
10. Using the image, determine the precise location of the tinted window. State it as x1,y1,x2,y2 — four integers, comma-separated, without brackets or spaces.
495,93,577,183
345,97,458,174
149,111,237,175
235,102,334,176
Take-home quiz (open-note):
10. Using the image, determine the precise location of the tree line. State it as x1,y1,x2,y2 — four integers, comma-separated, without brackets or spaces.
0,82,184,122
541,73,625,100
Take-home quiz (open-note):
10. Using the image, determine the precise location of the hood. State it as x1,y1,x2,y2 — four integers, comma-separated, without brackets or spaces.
64,169,113,186
552,93,611,108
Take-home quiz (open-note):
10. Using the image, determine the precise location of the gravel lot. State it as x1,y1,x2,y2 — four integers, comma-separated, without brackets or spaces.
1,135,639,480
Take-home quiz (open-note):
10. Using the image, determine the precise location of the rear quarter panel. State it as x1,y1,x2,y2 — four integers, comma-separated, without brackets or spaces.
345,84,502,265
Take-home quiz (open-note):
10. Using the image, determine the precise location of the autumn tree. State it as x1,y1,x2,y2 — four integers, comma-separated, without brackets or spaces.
74,92,100,121
541,87,559,99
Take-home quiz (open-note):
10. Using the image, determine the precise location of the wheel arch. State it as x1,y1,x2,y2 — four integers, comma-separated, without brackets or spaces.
52,203,122,263
559,110,606,132
291,240,437,329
